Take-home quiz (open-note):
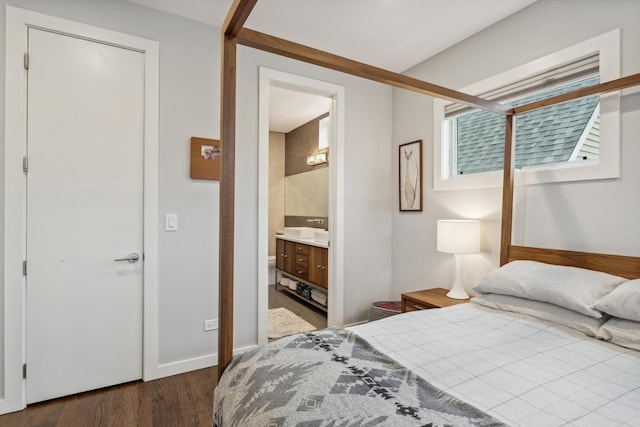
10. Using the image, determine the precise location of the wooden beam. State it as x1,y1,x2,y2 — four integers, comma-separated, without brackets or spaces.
514,73,640,115
508,246,640,279
500,114,516,266
222,0,259,37
218,34,237,379
237,28,513,115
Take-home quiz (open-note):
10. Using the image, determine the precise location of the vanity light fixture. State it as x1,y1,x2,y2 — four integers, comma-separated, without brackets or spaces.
306,152,327,166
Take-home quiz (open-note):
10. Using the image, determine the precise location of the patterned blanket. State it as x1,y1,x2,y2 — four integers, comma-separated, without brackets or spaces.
214,327,505,426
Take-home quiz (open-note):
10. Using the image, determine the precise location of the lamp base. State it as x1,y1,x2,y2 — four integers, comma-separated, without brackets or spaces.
447,253,470,300
446,287,470,300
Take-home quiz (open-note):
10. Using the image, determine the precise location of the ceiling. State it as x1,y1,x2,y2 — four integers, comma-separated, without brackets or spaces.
125,0,538,130
269,87,331,133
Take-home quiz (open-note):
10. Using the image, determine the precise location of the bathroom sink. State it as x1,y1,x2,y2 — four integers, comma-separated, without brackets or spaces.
314,230,329,243
283,227,316,239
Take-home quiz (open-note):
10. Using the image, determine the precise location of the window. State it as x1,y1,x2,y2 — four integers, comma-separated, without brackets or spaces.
452,75,600,175
318,115,330,150
434,30,620,191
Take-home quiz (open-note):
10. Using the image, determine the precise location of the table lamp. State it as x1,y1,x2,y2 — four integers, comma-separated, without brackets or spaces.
437,219,480,299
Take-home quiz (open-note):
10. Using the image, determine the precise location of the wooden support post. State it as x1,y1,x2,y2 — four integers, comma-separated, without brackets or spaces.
218,34,237,380
218,0,259,380
500,114,516,266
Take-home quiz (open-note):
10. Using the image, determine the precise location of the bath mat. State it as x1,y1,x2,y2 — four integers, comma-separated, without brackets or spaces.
268,307,316,339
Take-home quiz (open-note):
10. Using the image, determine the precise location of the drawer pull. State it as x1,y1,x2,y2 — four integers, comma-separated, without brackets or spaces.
413,304,428,310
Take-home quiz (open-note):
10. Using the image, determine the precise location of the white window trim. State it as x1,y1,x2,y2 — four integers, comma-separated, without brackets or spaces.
569,103,600,162
434,29,620,191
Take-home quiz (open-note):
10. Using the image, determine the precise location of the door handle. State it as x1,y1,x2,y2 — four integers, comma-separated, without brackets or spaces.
114,252,140,263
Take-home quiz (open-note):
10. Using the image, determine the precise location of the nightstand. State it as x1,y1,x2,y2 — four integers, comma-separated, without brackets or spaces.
401,288,469,312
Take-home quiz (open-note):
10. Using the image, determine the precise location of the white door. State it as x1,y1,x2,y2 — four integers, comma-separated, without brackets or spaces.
25,28,144,404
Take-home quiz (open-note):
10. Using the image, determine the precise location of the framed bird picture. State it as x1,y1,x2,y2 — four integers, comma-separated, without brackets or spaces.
398,140,422,211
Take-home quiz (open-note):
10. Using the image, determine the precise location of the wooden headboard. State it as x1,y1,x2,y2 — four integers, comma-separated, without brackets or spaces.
507,245,640,280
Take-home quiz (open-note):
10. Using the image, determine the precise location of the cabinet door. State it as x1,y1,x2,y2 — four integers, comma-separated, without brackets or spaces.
284,241,296,274
275,239,286,271
309,246,328,288
276,239,295,274
320,248,328,287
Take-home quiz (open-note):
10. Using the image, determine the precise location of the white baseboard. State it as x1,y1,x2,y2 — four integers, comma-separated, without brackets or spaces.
155,344,259,380
0,398,24,416
157,354,217,379
344,320,368,327
233,344,258,356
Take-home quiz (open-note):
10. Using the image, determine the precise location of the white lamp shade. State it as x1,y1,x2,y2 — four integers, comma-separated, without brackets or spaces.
437,220,480,254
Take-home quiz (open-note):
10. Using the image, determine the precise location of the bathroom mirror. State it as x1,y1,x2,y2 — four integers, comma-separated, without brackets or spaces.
284,168,328,217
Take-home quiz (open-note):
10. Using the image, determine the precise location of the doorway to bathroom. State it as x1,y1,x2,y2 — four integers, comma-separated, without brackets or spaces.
257,68,345,345
268,93,329,340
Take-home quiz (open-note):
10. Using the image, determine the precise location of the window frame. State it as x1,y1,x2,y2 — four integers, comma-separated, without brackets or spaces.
433,29,620,191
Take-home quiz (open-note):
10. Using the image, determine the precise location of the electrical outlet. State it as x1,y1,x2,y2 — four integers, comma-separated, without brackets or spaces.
204,319,218,331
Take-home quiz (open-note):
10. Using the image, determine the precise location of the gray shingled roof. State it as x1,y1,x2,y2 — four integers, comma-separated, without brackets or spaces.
456,76,600,174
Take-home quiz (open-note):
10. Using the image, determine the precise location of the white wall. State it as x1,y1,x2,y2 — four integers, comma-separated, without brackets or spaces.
0,0,221,385
235,47,393,346
391,0,640,297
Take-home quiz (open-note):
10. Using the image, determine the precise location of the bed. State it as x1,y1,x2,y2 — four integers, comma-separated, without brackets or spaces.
213,2,640,426
214,251,640,426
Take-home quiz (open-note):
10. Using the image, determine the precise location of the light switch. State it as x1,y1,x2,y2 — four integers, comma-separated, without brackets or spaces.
165,214,178,231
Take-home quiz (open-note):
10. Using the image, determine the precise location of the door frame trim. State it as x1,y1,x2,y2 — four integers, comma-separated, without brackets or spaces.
257,67,345,345
3,6,159,413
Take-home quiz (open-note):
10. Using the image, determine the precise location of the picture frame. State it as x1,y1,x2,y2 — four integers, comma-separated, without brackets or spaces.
190,136,220,180
398,140,422,211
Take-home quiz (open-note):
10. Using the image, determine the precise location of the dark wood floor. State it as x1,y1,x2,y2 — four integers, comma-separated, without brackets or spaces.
268,284,327,331
0,288,325,426
0,367,217,427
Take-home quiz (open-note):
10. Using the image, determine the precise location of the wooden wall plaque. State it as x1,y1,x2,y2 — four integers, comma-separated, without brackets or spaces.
190,137,220,180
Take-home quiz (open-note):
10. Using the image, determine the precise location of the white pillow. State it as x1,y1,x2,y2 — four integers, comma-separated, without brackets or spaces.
473,260,626,318
593,279,640,322
596,317,640,352
472,294,605,336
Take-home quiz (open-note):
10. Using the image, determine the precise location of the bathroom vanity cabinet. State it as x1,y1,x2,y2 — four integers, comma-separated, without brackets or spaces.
308,246,328,288
275,236,328,311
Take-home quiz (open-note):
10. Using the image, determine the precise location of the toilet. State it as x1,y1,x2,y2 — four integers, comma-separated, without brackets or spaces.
267,256,276,286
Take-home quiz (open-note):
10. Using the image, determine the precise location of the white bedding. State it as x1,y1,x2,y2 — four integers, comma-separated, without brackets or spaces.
350,303,640,427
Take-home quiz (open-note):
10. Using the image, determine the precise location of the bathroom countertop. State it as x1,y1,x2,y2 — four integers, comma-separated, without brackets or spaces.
275,234,329,248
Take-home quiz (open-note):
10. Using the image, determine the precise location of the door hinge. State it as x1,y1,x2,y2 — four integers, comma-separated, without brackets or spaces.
23,156,28,173
23,364,27,379
23,260,27,276
24,53,29,70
